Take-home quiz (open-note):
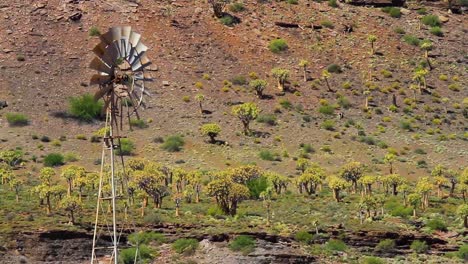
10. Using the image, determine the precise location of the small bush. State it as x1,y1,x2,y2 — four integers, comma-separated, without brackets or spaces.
403,35,420,46
321,120,335,131
259,150,281,161
456,245,468,261
116,139,135,156
68,94,103,122
229,2,245,12
220,15,235,26
172,238,199,255
326,239,347,252
130,118,148,129
64,153,79,162
417,8,427,15
279,99,292,109
318,105,335,115
328,0,338,7
430,27,443,36
426,218,447,231
5,113,29,126
439,74,448,81
382,7,401,18
268,39,288,53
231,75,247,85
394,27,405,34
300,143,314,154
361,256,385,264
246,176,269,198
229,235,256,254
295,231,313,244
207,206,224,217
287,0,298,4
256,114,277,126
421,15,441,27
40,135,51,142
321,20,334,29
120,245,155,264
161,135,185,152
414,148,426,155
410,240,429,253
374,239,396,253
44,153,65,167
88,26,101,36
128,231,167,246
327,64,342,73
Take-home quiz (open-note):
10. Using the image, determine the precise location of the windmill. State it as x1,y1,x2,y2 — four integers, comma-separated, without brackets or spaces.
89,26,153,264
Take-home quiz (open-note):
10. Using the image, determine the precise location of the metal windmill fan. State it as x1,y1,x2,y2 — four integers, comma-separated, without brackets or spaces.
89,26,153,264
90,26,153,129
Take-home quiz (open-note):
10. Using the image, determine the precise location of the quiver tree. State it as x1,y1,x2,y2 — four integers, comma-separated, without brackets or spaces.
201,123,221,143
299,59,309,82
359,196,377,218
134,162,170,210
249,79,268,98
271,68,289,92
321,70,333,92
412,68,428,94
457,168,468,201
398,183,411,206
61,165,86,197
363,90,371,110
259,187,273,225
382,174,405,196
208,0,230,18
34,167,56,214
328,176,350,202
0,165,13,185
457,204,468,228
416,177,433,210
431,164,450,197
296,158,311,173
172,168,188,194
60,196,82,225
9,178,23,202
340,161,363,193
187,171,203,203
408,193,421,217
298,165,325,195
231,102,259,135
358,175,377,197
367,34,377,55
383,153,397,174
0,150,23,168
206,172,250,216
420,40,433,70
195,93,205,114
264,171,289,194
433,176,448,198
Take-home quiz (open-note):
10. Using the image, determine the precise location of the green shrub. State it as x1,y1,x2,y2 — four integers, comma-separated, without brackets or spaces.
220,15,235,26
426,218,447,231
318,105,335,115
172,238,199,255
161,135,185,152
68,94,103,122
394,27,405,35
116,139,135,156
246,176,269,199
259,150,281,161
300,143,314,154
328,0,338,7
64,153,79,162
456,244,468,261
44,153,65,167
229,2,245,12
382,7,401,18
410,240,429,253
337,96,351,109
207,206,224,217
361,256,385,264
295,230,313,244
5,113,29,126
326,239,347,252
88,26,101,36
256,114,277,126
287,0,299,4
321,120,335,131
130,118,148,129
320,20,334,28
374,239,396,253
417,8,427,15
279,99,292,109
231,75,247,85
327,64,342,73
119,245,155,264
390,205,412,217
421,15,441,27
400,121,412,131
268,39,288,53
229,235,256,254
430,27,443,36
128,231,166,246
403,35,420,46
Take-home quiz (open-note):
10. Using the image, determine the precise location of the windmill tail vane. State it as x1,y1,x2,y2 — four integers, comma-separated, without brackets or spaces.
88,26,153,264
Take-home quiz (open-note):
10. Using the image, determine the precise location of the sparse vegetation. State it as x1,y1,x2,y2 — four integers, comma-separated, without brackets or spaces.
68,94,103,122
5,113,29,126
268,39,288,53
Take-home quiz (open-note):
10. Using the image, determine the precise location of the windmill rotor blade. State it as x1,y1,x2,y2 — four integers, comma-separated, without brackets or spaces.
94,85,113,101
90,57,113,74
101,43,120,67
121,26,131,38
134,72,153,82
128,50,146,66
90,74,111,86
129,31,141,48
92,42,107,58
110,27,122,42
132,56,152,72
